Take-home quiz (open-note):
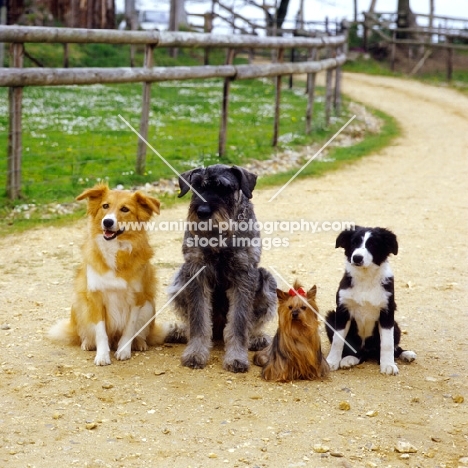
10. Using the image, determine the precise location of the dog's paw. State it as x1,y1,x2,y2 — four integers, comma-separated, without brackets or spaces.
340,356,360,369
181,354,208,369
224,358,249,373
94,352,111,366
400,350,417,362
132,336,148,352
380,363,399,375
115,346,132,361
81,339,96,351
253,352,268,367
248,335,271,351
326,357,341,371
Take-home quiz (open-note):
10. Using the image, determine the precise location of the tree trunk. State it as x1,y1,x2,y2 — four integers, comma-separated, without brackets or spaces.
368,0,377,13
276,0,290,30
429,0,434,29
169,0,187,31
396,0,416,39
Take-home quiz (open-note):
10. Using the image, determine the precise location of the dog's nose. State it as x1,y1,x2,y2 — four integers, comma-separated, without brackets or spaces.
103,218,114,229
352,254,363,265
196,205,212,220
292,310,300,320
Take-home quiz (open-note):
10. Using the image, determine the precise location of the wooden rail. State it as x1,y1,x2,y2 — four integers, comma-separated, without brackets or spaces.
0,26,346,200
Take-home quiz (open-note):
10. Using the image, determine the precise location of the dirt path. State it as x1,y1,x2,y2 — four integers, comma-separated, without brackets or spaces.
0,74,467,468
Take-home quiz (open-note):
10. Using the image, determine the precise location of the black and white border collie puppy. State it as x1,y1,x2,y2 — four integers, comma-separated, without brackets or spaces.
325,226,416,375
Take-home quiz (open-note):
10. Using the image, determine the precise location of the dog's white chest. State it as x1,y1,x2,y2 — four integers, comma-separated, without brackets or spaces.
87,265,127,292
339,264,392,338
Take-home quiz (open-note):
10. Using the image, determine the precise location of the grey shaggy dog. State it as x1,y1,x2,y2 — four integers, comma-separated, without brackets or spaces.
167,164,277,373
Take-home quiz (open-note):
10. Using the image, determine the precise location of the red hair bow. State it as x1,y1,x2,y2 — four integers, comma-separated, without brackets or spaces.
289,287,306,297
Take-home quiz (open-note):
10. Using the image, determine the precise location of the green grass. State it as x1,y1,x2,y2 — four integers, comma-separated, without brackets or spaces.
15,42,245,68
258,107,399,189
0,78,334,207
0,40,402,236
343,57,397,76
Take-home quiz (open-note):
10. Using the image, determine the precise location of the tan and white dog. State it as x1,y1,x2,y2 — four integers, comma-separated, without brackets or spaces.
49,183,168,365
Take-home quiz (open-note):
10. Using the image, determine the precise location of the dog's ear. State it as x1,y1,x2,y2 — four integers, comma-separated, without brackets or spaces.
335,226,361,249
178,168,204,198
134,191,160,220
231,166,257,199
76,183,108,202
276,288,289,302
307,285,317,300
379,228,398,256
335,229,352,249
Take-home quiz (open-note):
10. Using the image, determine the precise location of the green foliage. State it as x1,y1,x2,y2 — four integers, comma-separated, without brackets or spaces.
347,24,362,50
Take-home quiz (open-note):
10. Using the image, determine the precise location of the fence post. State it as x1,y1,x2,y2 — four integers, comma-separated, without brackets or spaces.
325,48,334,127
272,47,284,147
391,30,396,71
136,44,154,175
63,43,69,68
334,45,342,116
203,13,213,65
289,47,295,89
7,42,24,200
305,48,317,135
446,38,453,82
218,48,235,158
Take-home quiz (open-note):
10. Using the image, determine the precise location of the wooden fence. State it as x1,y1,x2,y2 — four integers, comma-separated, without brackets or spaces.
363,12,468,80
0,26,346,200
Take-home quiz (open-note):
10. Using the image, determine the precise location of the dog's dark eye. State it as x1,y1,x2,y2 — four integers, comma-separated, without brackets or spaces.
120,206,130,213
288,305,293,310
102,203,109,209
301,306,307,311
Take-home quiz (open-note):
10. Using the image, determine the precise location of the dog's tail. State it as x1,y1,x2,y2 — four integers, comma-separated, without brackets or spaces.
147,321,188,346
48,319,80,345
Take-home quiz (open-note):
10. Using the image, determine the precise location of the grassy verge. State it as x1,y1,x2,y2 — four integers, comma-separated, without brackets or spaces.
257,106,399,189
0,97,400,237
343,54,468,94
0,78,333,203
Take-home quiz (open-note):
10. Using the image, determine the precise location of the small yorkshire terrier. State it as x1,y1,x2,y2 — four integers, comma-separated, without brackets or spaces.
253,281,330,382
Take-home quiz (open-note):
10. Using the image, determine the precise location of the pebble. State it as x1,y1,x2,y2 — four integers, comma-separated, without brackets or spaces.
208,453,217,459
459,457,468,465
339,401,351,411
313,443,330,453
366,410,378,417
1,324,11,330
330,451,344,457
394,440,417,453
154,370,166,376
85,422,98,430
452,395,464,403
431,436,441,442
102,383,113,389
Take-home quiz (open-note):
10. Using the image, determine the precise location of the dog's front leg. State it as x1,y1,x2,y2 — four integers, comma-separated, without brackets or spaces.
326,306,351,371
87,292,111,366
115,300,153,361
379,311,399,375
180,275,213,369
224,284,253,373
